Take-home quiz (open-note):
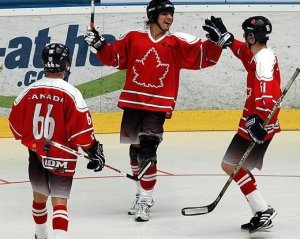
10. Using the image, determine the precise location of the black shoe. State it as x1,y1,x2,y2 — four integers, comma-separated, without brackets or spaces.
241,219,273,230
249,207,277,233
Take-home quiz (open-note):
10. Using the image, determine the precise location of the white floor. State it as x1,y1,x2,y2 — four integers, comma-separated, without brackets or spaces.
1,131,300,239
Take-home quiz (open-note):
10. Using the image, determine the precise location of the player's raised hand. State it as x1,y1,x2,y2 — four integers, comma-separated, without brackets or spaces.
84,26,106,51
202,17,222,44
202,16,234,49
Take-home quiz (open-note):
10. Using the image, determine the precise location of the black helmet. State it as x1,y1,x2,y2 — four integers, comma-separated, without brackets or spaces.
242,16,272,42
42,43,70,73
147,0,175,23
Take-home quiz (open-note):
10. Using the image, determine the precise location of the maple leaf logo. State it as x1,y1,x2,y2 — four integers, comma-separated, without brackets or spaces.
132,47,169,88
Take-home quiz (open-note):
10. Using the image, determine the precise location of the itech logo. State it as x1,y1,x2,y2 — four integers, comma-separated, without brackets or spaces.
0,25,115,87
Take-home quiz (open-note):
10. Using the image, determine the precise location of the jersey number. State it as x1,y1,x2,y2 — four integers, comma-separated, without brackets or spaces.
260,81,267,93
33,103,55,140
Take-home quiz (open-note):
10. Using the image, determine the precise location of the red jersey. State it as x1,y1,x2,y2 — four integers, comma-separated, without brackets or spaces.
230,39,281,141
9,77,95,177
98,29,222,117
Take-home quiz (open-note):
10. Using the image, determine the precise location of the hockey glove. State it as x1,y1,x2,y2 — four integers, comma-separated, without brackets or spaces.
246,115,267,144
84,140,105,172
84,26,106,51
202,16,234,49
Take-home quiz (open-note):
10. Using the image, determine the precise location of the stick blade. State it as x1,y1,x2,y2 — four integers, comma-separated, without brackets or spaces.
181,206,209,216
181,202,216,216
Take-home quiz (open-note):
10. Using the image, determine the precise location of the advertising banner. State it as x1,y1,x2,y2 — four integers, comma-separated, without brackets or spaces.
0,7,300,116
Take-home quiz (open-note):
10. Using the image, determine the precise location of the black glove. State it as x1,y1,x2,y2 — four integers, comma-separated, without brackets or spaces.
246,115,267,144
84,26,106,51
202,16,234,49
84,140,105,172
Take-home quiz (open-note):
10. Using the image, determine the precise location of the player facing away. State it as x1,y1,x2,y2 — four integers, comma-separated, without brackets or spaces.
8,43,105,239
203,16,281,232
84,0,232,222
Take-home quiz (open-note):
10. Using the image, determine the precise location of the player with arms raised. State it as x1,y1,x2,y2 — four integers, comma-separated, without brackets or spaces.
84,0,231,222
9,43,105,239
203,16,281,233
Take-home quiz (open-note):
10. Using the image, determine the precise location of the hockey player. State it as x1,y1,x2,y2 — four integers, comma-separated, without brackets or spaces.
9,43,105,239
84,0,231,222
203,16,281,232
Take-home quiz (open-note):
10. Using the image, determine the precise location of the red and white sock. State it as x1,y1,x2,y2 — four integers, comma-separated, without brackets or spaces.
234,168,268,213
234,168,257,195
140,164,157,191
131,161,140,177
53,205,69,239
32,201,48,238
139,164,157,204
131,161,141,195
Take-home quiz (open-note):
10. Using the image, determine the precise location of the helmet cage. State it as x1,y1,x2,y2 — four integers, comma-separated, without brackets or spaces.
42,43,70,73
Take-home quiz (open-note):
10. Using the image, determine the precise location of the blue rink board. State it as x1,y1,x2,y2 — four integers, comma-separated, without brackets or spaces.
1,0,300,9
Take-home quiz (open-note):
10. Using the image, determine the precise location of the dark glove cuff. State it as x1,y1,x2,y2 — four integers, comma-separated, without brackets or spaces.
84,140,99,156
94,37,107,51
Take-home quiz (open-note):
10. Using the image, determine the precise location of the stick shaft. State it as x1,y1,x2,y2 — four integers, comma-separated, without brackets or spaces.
90,0,95,28
43,138,139,181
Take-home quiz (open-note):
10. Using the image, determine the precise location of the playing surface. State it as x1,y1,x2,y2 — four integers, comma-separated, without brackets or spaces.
1,131,299,238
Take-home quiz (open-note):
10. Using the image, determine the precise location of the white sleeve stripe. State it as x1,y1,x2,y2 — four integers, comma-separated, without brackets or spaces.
238,126,248,133
13,88,31,105
116,53,120,69
256,107,272,113
255,95,273,101
8,123,22,137
76,143,91,147
199,44,203,69
68,127,94,141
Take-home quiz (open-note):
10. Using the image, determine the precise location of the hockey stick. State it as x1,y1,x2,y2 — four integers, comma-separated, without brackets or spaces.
90,0,95,29
182,67,300,216
43,138,152,182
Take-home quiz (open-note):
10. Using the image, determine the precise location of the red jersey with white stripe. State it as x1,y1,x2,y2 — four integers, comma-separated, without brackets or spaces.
98,29,222,117
9,77,95,177
230,39,281,141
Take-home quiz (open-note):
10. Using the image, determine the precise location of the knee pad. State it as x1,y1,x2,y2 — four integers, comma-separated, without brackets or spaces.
129,145,139,164
138,134,160,167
